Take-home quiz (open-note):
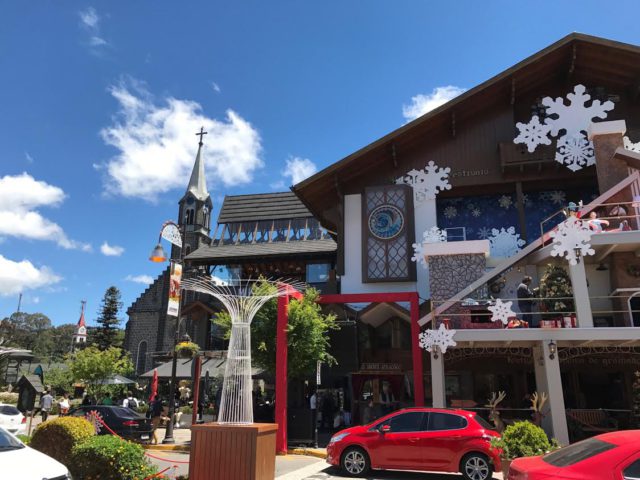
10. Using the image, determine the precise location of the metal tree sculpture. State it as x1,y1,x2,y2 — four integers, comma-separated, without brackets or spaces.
181,277,304,424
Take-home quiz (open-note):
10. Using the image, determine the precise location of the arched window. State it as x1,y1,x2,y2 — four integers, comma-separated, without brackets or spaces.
136,341,148,374
185,209,195,225
185,245,192,256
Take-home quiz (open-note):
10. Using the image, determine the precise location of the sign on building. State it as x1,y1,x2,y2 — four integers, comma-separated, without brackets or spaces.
167,262,182,316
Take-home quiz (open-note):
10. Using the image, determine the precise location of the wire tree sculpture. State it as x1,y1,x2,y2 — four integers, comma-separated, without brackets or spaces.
181,277,305,424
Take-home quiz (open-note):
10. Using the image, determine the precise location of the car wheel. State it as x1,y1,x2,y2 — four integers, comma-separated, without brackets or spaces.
340,446,370,477
461,452,492,480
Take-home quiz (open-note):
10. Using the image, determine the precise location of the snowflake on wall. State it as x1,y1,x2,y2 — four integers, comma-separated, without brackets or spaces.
549,216,594,266
396,161,451,203
549,191,566,205
514,84,615,171
522,194,533,207
488,226,526,258
419,324,457,354
471,207,482,217
444,205,458,219
624,136,640,153
514,115,552,152
488,298,516,325
498,195,513,210
556,134,595,172
411,227,446,268
477,227,492,239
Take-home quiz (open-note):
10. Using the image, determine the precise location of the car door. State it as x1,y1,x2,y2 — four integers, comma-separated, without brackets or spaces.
421,411,469,471
373,411,427,470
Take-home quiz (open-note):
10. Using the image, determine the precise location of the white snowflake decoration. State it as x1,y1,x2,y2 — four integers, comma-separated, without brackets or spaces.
624,136,640,153
498,195,513,209
471,208,481,217
85,410,104,434
477,227,492,239
488,298,516,325
514,84,615,171
443,205,457,219
396,161,451,203
514,115,552,152
549,191,566,205
411,227,446,268
549,216,594,266
488,226,526,258
418,324,457,354
556,134,595,172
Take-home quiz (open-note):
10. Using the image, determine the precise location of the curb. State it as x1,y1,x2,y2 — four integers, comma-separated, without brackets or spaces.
143,444,191,452
287,448,327,459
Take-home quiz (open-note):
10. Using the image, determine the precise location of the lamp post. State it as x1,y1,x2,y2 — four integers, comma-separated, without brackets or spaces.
149,220,185,444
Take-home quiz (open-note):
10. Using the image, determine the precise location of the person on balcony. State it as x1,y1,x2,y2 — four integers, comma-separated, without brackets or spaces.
517,276,536,327
587,211,609,233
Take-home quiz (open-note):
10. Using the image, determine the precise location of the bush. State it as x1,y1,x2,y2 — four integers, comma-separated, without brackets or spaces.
0,391,19,404
16,434,30,444
491,421,554,460
30,416,95,465
70,435,157,480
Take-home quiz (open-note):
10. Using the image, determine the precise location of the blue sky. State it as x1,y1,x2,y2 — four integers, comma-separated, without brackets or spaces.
2,1,640,327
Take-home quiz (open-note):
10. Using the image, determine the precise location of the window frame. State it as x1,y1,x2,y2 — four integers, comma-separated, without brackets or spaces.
427,411,468,432
372,411,429,433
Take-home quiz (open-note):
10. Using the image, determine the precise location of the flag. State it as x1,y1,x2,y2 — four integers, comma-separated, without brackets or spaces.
149,369,158,403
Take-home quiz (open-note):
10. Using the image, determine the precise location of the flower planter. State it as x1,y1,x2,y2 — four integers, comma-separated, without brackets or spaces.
501,457,511,477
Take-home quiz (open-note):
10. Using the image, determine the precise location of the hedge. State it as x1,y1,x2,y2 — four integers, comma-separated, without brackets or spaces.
30,416,95,465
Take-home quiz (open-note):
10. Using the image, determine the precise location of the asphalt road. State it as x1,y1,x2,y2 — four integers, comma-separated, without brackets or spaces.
297,466,503,480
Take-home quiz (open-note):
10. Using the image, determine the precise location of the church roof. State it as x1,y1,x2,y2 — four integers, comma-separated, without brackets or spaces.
77,304,86,328
217,192,313,223
185,142,209,201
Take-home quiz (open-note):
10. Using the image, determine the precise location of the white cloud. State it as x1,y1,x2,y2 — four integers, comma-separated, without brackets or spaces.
100,79,263,201
0,173,91,251
0,255,62,296
78,7,108,49
79,7,99,28
100,241,124,256
125,274,154,285
25,152,34,164
282,156,317,186
211,82,221,93
402,85,466,123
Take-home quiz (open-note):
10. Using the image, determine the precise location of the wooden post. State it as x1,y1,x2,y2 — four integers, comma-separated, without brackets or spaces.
191,355,202,426
28,410,34,436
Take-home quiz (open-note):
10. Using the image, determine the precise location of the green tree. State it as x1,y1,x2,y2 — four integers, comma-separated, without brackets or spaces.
93,287,123,350
538,264,575,318
45,366,74,394
68,346,133,398
214,287,338,379
0,312,51,351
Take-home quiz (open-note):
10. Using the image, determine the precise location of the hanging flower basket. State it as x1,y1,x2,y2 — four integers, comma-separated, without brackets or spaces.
175,341,200,358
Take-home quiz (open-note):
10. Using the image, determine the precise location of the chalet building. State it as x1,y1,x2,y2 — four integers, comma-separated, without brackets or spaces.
126,33,640,445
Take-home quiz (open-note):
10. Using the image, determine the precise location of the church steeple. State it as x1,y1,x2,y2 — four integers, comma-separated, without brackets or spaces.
72,300,87,350
185,127,209,201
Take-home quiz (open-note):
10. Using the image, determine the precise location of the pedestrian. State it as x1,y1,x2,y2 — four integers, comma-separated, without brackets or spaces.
101,393,114,405
58,393,70,415
123,391,139,410
149,397,163,445
40,390,53,422
309,388,318,447
517,276,536,326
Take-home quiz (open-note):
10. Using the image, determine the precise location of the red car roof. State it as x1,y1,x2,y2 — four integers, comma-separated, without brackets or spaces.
595,430,640,445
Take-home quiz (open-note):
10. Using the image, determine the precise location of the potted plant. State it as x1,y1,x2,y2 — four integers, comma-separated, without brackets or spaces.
175,341,200,358
490,421,558,476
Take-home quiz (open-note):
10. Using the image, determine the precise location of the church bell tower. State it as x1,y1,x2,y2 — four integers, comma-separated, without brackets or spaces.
72,300,87,351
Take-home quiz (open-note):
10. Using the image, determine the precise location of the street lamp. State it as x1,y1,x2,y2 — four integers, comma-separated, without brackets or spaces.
149,220,185,444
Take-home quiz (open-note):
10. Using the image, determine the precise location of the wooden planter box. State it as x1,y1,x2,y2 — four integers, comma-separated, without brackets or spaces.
189,423,278,480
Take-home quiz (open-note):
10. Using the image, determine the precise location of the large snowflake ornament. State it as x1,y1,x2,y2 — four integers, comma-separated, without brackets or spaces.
624,136,640,153
488,298,516,325
418,324,457,354
488,226,526,258
396,161,451,203
477,227,492,239
549,216,594,265
556,134,595,172
513,84,615,171
411,227,446,268
549,191,566,205
514,115,552,152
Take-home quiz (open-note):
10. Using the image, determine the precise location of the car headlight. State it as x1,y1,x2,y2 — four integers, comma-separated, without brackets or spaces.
329,432,350,444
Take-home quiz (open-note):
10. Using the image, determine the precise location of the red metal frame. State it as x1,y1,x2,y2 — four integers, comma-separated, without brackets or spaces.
274,290,424,454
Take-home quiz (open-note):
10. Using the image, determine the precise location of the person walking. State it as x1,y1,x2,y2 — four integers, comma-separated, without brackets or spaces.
517,276,536,326
149,397,163,445
309,389,318,447
58,394,70,415
40,390,53,422
123,391,139,410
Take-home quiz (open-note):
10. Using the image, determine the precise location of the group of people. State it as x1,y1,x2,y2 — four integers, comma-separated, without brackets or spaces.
80,390,140,409
37,390,69,421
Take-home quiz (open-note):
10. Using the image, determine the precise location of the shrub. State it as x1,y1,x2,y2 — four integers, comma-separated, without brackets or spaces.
70,435,157,480
0,391,19,404
490,421,554,460
30,416,95,465
16,434,30,444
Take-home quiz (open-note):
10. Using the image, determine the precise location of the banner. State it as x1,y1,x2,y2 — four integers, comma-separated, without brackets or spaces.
167,262,182,316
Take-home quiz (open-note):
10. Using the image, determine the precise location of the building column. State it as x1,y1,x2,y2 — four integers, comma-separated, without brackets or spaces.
587,120,627,194
414,199,438,298
431,350,446,408
568,260,593,328
533,342,569,445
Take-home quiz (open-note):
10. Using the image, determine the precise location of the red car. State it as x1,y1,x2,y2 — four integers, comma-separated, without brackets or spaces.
508,430,640,480
327,407,501,479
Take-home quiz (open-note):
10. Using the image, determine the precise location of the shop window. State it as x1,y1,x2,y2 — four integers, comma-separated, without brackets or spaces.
306,264,330,283
375,321,392,349
361,380,374,401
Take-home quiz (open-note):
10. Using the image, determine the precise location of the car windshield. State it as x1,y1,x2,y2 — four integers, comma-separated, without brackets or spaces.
0,429,25,450
543,438,616,467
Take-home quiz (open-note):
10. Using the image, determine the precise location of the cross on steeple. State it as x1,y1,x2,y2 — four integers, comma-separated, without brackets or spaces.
196,126,208,146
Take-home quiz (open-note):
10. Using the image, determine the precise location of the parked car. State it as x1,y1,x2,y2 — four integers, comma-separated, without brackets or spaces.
508,430,640,479
67,405,153,443
0,404,26,436
327,407,501,480
0,425,72,480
